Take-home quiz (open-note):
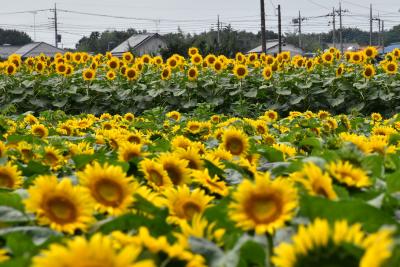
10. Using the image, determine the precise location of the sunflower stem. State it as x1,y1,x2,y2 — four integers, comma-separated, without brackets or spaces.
266,233,274,267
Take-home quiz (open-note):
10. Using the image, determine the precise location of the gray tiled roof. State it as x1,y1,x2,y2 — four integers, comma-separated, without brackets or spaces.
111,33,155,54
0,42,65,59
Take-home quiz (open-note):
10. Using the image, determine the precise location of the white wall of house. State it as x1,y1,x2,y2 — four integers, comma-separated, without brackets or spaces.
134,38,167,56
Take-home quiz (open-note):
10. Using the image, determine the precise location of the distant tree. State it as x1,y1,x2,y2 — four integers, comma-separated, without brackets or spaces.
0,28,32,45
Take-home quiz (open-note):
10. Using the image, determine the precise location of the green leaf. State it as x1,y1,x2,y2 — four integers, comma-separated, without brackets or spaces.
299,137,323,150
361,155,384,179
0,192,24,211
20,161,50,177
0,206,30,222
329,96,345,107
256,146,284,162
386,172,400,194
276,88,291,95
239,240,267,267
244,89,258,98
52,98,68,108
299,195,398,232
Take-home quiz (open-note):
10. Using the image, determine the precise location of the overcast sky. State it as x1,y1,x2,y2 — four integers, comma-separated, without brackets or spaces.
0,0,399,48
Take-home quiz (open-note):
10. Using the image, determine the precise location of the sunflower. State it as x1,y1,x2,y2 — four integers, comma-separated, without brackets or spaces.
384,61,398,75
0,249,9,263
77,162,137,215
139,159,172,191
262,66,273,80
273,143,296,160
233,64,248,79
166,111,181,121
24,175,94,233
213,61,224,73
372,125,397,136
161,66,172,80
290,163,337,200
336,63,345,77
371,112,382,122
42,146,63,169
322,52,334,64
157,153,190,186
163,185,214,224
188,47,199,57
31,124,49,138
24,114,39,125
187,67,199,81
221,128,249,156
122,52,134,63
118,142,144,162
32,233,155,267
264,110,278,121
4,63,17,75
82,68,96,81
272,218,393,267
125,67,139,81
186,121,202,134
364,46,378,58
351,52,363,63
327,160,371,188
167,57,178,69
106,70,116,80
175,147,203,170
363,64,375,79
191,54,203,65
0,141,7,158
55,63,67,74
0,162,22,189
229,172,298,234
192,169,228,196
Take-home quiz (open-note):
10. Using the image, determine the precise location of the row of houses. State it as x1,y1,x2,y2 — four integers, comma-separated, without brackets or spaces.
1,33,400,60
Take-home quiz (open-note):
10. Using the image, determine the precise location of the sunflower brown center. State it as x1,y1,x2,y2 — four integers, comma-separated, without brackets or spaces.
387,64,396,72
94,179,124,207
128,135,141,144
246,194,282,223
33,128,46,137
44,152,59,165
0,172,14,188
123,150,139,162
182,201,202,219
46,196,77,224
226,137,244,155
164,164,183,185
365,68,372,76
237,67,246,76
149,170,164,186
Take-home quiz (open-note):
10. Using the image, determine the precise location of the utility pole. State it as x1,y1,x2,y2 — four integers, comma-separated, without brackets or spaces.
382,20,385,53
298,11,302,49
32,11,37,42
278,5,282,53
339,2,343,54
54,3,58,48
378,17,381,47
217,15,220,51
260,0,267,53
332,8,336,48
369,4,373,46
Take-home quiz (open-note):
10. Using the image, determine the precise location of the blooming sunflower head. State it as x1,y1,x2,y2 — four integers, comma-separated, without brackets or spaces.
290,162,337,200
192,169,229,197
24,175,94,233
163,185,214,224
139,158,173,191
77,162,137,215
157,153,191,186
272,218,394,267
221,128,249,156
31,124,49,138
32,233,155,267
0,162,22,190
229,172,298,234
327,160,371,188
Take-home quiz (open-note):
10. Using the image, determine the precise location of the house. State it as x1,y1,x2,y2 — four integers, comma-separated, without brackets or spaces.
247,39,304,56
327,43,360,51
384,42,400,53
0,42,65,60
110,33,167,57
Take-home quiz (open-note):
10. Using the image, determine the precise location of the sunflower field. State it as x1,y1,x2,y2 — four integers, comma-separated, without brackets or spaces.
0,108,399,266
0,46,399,116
